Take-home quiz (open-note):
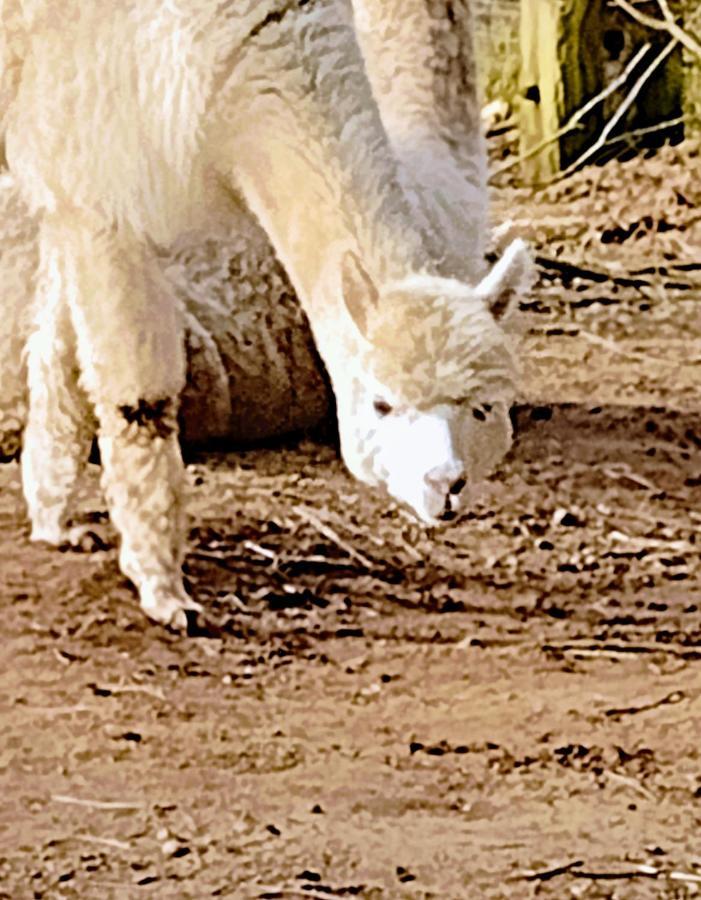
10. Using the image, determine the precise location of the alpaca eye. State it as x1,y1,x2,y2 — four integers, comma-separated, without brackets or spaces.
373,398,393,417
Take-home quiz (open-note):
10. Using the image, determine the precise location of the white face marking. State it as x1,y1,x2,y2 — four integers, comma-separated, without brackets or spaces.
335,373,513,524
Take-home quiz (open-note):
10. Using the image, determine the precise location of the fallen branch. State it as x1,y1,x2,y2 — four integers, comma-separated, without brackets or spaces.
613,0,701,58
553,38,679,182
535,255,652,290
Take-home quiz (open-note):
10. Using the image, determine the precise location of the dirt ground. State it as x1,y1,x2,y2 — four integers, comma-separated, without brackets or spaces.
2,142,701,898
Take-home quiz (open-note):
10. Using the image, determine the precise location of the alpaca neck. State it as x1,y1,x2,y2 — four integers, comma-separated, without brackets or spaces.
209,2,432,323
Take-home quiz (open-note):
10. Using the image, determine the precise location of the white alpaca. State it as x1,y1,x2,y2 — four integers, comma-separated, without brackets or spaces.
0,0,532,627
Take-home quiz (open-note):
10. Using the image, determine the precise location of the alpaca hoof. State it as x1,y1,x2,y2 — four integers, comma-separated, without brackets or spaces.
61,523,111,553
30,520,108,551
140,587,203,630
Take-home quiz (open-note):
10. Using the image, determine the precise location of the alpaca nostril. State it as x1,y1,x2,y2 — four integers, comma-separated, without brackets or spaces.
425,466,466,491
449,477,467,496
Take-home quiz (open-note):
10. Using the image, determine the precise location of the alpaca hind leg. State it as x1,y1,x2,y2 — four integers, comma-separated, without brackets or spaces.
0,173,39,460
55,211,199,627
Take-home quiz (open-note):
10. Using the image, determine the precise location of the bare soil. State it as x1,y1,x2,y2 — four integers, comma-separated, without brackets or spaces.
2,142,701,898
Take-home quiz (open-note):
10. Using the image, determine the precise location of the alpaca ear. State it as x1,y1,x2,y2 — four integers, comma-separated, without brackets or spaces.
475,238,535,321
340,251,380,338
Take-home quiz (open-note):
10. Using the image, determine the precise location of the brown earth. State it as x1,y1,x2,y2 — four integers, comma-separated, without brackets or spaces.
2,141,701,899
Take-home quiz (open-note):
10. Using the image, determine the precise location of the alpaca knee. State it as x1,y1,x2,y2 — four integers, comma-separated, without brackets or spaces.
116,396,180,443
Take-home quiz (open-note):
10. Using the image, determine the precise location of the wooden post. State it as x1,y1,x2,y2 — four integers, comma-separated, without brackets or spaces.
518,0,604,182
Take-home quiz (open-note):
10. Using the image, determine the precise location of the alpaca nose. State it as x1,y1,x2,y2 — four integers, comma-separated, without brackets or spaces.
449,476,467,496
425,464,467,495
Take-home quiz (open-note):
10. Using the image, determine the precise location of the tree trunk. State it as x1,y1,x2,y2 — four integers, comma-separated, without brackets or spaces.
518,0,604,181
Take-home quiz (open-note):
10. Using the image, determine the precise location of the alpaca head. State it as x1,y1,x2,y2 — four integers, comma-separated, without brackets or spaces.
329,240,533,524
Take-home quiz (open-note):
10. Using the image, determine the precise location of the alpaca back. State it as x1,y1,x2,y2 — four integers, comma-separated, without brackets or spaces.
0,1,272,243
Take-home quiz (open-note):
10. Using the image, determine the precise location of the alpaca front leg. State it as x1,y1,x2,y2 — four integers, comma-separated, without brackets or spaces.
94,398,200,627
58,212,199,627
22,237,94,546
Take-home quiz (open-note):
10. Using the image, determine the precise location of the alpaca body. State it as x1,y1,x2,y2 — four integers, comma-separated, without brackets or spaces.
0,0,531,625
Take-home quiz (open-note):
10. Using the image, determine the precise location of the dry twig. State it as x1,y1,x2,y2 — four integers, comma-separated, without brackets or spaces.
293,505,376,569
554,38,679,182
73,833,132,851
93,682,166,701
613,0,701,58
491,41,652,178
535,254,654,290
578,331,677,366
605,689,686,719
51,795,146,811
522,860,585,882
542,641,694,659
604,770,656,801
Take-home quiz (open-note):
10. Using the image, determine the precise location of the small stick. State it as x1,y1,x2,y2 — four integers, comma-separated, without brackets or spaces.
73,611,104,639
74,833,132,851
544,642,700,661
605,770,656,801
670,872,701,884
26,705,92,716
578,331,677,367
534,254,652,290
601,464,662,492
522,860,584,881
243,540,278,560
190,550,239,572
543,643,654,658
94,683,166,701
255,891,337,900
293,505,376,570
605,689,686,720
573,868,658,880
52,795,146,811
